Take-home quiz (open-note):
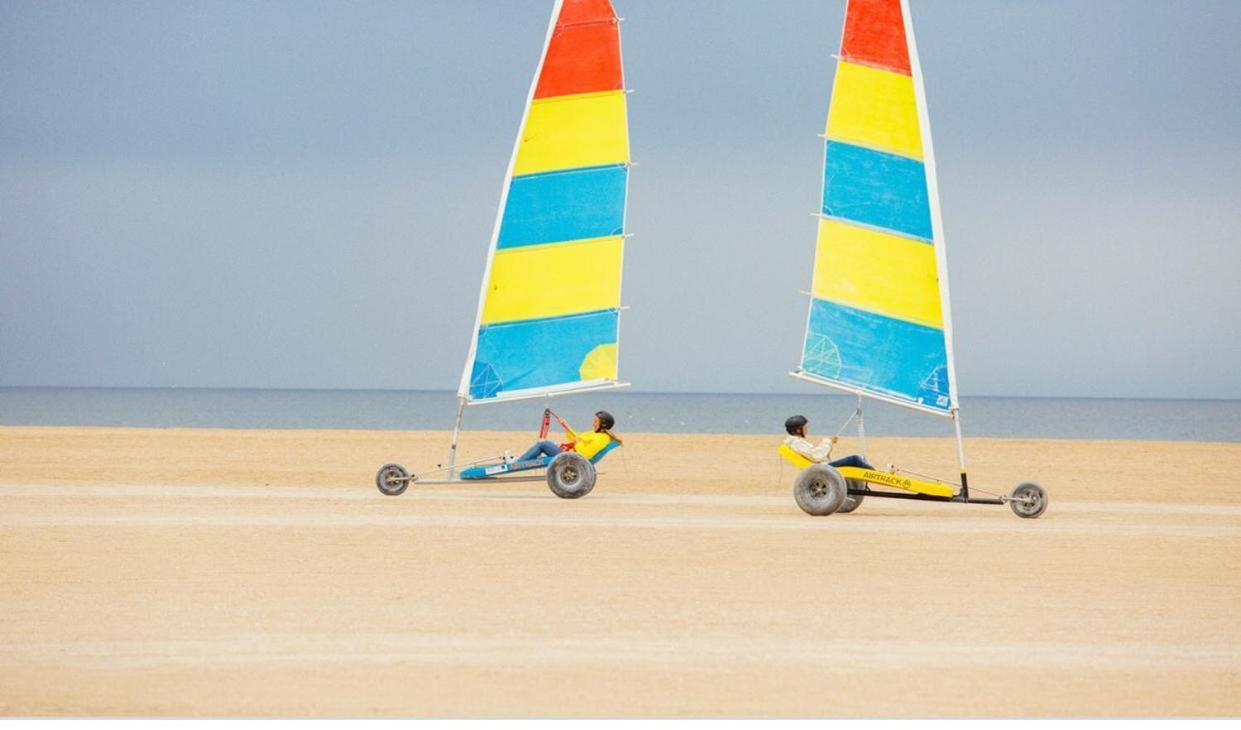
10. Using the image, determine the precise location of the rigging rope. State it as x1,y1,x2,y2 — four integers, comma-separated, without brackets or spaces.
888,465,1005,499
832,406,860,438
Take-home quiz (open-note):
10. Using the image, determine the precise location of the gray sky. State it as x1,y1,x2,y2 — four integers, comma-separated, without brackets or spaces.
2,1,1239,398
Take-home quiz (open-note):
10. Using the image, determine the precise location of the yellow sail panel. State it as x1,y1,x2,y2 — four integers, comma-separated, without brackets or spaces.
481,236,623,325
513,90,630,176
579,343,618,380
812,219,942,329
825,61,922,160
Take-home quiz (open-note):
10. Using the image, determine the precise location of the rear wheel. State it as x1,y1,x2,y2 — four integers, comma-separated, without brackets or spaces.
837,478,868,514
547,452,596,499
376,463,410,496
1009,482,1047,518
793,465,847,516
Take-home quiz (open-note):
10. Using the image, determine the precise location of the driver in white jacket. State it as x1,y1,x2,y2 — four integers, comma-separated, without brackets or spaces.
783,415,874,470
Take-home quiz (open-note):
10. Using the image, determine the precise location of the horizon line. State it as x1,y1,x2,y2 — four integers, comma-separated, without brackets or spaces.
0,385,1237,404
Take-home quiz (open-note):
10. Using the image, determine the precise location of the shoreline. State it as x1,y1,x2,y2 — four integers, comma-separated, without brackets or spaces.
3,390,1238,443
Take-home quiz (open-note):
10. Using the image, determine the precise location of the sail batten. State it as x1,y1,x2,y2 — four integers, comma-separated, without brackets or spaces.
459,0,629,403
797,0,956,414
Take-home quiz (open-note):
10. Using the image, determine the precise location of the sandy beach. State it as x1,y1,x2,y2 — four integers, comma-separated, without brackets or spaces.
1,426,1239,716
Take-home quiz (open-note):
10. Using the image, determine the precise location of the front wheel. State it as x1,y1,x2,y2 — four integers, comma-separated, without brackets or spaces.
376,463,410,496
1009,482,1047,519
793,464,847,516
546,452,596,499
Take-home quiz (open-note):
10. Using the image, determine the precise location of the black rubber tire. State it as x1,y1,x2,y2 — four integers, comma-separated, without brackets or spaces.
793,464,847,516
1009,482,1048,519
546,452,596,499
837,478,868,514
376,462,410,496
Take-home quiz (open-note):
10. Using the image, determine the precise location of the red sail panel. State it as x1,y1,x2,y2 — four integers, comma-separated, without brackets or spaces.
840,0,911,76
557,0,616,26
534,18,622,99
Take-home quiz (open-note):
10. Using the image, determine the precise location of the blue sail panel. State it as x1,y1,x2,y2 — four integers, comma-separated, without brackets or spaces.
822,140,932,241
469,309,619,400
801,297,951,411
497,165,628,250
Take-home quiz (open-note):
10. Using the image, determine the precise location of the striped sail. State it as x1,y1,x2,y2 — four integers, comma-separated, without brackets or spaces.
460,0,630,403
796,0,958,415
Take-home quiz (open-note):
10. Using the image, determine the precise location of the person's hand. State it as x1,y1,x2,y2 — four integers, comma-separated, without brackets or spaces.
830,435,839,444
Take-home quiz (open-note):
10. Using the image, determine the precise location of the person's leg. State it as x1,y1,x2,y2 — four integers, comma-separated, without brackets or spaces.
517,440,560,462
829,454,874,470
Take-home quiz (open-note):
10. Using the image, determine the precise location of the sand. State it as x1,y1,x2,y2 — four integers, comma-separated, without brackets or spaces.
1,426,1239,716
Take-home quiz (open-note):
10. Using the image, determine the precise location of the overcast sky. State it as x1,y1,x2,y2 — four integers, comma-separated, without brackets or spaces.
2,1,1239,398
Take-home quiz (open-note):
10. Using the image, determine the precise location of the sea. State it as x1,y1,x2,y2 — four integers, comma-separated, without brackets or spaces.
1,388,1238,442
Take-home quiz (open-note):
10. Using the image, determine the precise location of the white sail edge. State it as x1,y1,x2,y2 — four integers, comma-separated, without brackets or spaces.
455,0,566,401
788,370,955,419
465,379,631,406
611,3,632,403
900,0,960,413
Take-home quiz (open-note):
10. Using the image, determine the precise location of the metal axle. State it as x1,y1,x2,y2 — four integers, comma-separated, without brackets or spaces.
849,488,1004,506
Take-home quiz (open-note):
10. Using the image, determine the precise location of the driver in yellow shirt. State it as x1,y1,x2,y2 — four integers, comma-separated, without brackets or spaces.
514,410,622,462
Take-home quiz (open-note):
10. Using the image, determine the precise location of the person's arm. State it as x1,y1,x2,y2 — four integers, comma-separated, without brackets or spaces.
789,436,833,462
554,413,578,441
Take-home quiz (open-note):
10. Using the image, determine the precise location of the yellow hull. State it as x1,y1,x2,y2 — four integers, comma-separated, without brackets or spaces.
777,444,956,499
837,466,955,498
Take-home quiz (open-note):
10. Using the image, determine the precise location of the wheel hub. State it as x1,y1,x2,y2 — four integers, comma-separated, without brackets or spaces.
1017,490,1041,513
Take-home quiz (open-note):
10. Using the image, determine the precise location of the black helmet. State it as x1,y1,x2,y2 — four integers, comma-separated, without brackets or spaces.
784,414,808,435
595,410,615,430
